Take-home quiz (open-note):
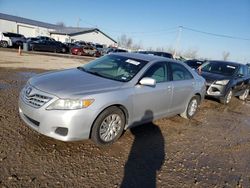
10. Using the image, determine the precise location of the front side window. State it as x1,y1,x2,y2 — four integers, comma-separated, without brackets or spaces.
171,63,193,81
143,62,168,83
81,54,148,82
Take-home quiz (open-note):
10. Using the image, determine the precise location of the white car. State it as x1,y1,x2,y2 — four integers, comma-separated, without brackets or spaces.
0,32,12,47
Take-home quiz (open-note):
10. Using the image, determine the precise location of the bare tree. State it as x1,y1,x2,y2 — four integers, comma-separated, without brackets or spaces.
56,21,66,28
222,51,230,61
117,34,133,49
183,49,198,59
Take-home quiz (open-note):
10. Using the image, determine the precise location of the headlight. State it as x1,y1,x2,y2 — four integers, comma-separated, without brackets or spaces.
46,99,94,110
215,80,229,85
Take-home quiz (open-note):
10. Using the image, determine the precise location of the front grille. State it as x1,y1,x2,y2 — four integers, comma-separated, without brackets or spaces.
23,92,52,108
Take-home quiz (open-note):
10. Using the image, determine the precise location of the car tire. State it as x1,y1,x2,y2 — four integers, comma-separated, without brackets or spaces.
0,41,8,48
239,88,249,101
62,48,66,53
77,51,82,56
91,106,125,146
180,96,199,119
220,89,233,104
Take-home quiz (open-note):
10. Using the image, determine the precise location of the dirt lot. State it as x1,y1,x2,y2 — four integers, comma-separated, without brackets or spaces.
0,51,250,187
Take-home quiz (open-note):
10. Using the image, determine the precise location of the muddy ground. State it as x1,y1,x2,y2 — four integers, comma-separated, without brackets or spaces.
0,66,250,187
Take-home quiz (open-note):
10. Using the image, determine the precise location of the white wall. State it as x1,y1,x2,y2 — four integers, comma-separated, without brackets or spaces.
71,31,116,46
0,19,52,37
50,33,70,42
0,19,17,33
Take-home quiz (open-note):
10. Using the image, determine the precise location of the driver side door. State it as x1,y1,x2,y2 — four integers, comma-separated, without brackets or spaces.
132,62,173,124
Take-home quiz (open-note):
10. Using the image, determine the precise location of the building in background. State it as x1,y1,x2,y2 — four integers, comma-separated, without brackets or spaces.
0,13,116,46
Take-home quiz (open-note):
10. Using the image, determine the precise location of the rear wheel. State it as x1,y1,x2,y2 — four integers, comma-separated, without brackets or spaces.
239,88,249,101
62,47,66,53
91,106,125,146
180,96,199,119
220,89,233,104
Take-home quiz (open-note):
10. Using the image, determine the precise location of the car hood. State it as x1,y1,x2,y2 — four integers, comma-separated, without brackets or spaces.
201,71,231,84
29,68,124,98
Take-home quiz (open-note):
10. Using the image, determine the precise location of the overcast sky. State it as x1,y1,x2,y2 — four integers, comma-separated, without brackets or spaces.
0,0,250,62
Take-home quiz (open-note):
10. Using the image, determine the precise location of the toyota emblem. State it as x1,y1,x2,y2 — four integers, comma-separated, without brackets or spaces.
25,87,32,96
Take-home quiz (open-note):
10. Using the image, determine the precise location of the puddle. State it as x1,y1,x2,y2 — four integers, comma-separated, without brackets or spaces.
0,83,10,90
18,72,37,79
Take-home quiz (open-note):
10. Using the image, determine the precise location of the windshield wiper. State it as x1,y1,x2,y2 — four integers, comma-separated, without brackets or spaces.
87,70,105,78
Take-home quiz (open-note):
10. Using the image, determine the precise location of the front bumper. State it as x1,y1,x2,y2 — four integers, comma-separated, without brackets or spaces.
206,82,227,98
18,88,97,142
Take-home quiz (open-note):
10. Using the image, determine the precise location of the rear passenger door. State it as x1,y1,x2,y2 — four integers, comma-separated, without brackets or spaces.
234,65,247,92
169,63,195,114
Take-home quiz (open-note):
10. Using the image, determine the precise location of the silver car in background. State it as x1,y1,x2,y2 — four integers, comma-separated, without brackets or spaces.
19,53,206,146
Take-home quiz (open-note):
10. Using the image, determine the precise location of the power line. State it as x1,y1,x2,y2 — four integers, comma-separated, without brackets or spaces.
181,26,250,41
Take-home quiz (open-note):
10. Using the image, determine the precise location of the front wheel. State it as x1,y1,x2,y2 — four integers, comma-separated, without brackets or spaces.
0,41,8,48
220,89,233,104
239,88,249,101
91,106,125,146
180,96,199,119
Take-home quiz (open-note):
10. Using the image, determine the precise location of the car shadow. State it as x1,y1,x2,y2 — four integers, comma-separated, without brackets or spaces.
121,110,165,188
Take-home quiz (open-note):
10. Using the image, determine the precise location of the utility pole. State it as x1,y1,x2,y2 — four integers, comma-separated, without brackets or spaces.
77,17,82,28
174,26,182,58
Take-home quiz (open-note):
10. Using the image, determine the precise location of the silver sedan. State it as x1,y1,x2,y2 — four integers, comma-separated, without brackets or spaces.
19,53,206,145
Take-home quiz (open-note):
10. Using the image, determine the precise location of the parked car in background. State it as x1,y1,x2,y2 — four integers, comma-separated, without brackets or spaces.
184,59,205,69
64,42,78,49
200,60,250,104
30,40,68,53
0,32,26,48
0,31,12,47
71,45,101,57
37,36,55,41
106,47,128,54
19,53,206,145
74,41,87,46
137,51,173,59
26,37,39,43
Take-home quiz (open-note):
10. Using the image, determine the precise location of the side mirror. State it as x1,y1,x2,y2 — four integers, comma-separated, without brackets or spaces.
237,73,244,78
139,77,156,87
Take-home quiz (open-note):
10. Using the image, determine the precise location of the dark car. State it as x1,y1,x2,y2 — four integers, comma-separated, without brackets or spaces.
106,48,128,54
184,59,205,69
137,51,173,59
37,36,55,41
26,37,39,43
200,60,250,104
30,40,68,53
71,45,101,57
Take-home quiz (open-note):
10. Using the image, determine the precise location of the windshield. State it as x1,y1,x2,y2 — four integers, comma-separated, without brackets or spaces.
80,54,148,82
201,61,239,76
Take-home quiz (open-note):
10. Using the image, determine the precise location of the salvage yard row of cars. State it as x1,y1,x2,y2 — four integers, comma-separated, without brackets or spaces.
0,31,113,57
18,51,250,146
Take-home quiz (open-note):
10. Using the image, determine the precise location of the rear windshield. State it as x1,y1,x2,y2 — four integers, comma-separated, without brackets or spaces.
201,61,239,76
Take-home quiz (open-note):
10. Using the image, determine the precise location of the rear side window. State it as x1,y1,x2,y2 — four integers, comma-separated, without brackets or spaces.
171,63,193,81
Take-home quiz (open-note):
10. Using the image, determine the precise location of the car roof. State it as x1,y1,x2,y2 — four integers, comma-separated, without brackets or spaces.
113,52,176,62
208,60,243,67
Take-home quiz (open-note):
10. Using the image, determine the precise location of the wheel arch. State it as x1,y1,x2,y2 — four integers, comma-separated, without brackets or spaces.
88,104,129,139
